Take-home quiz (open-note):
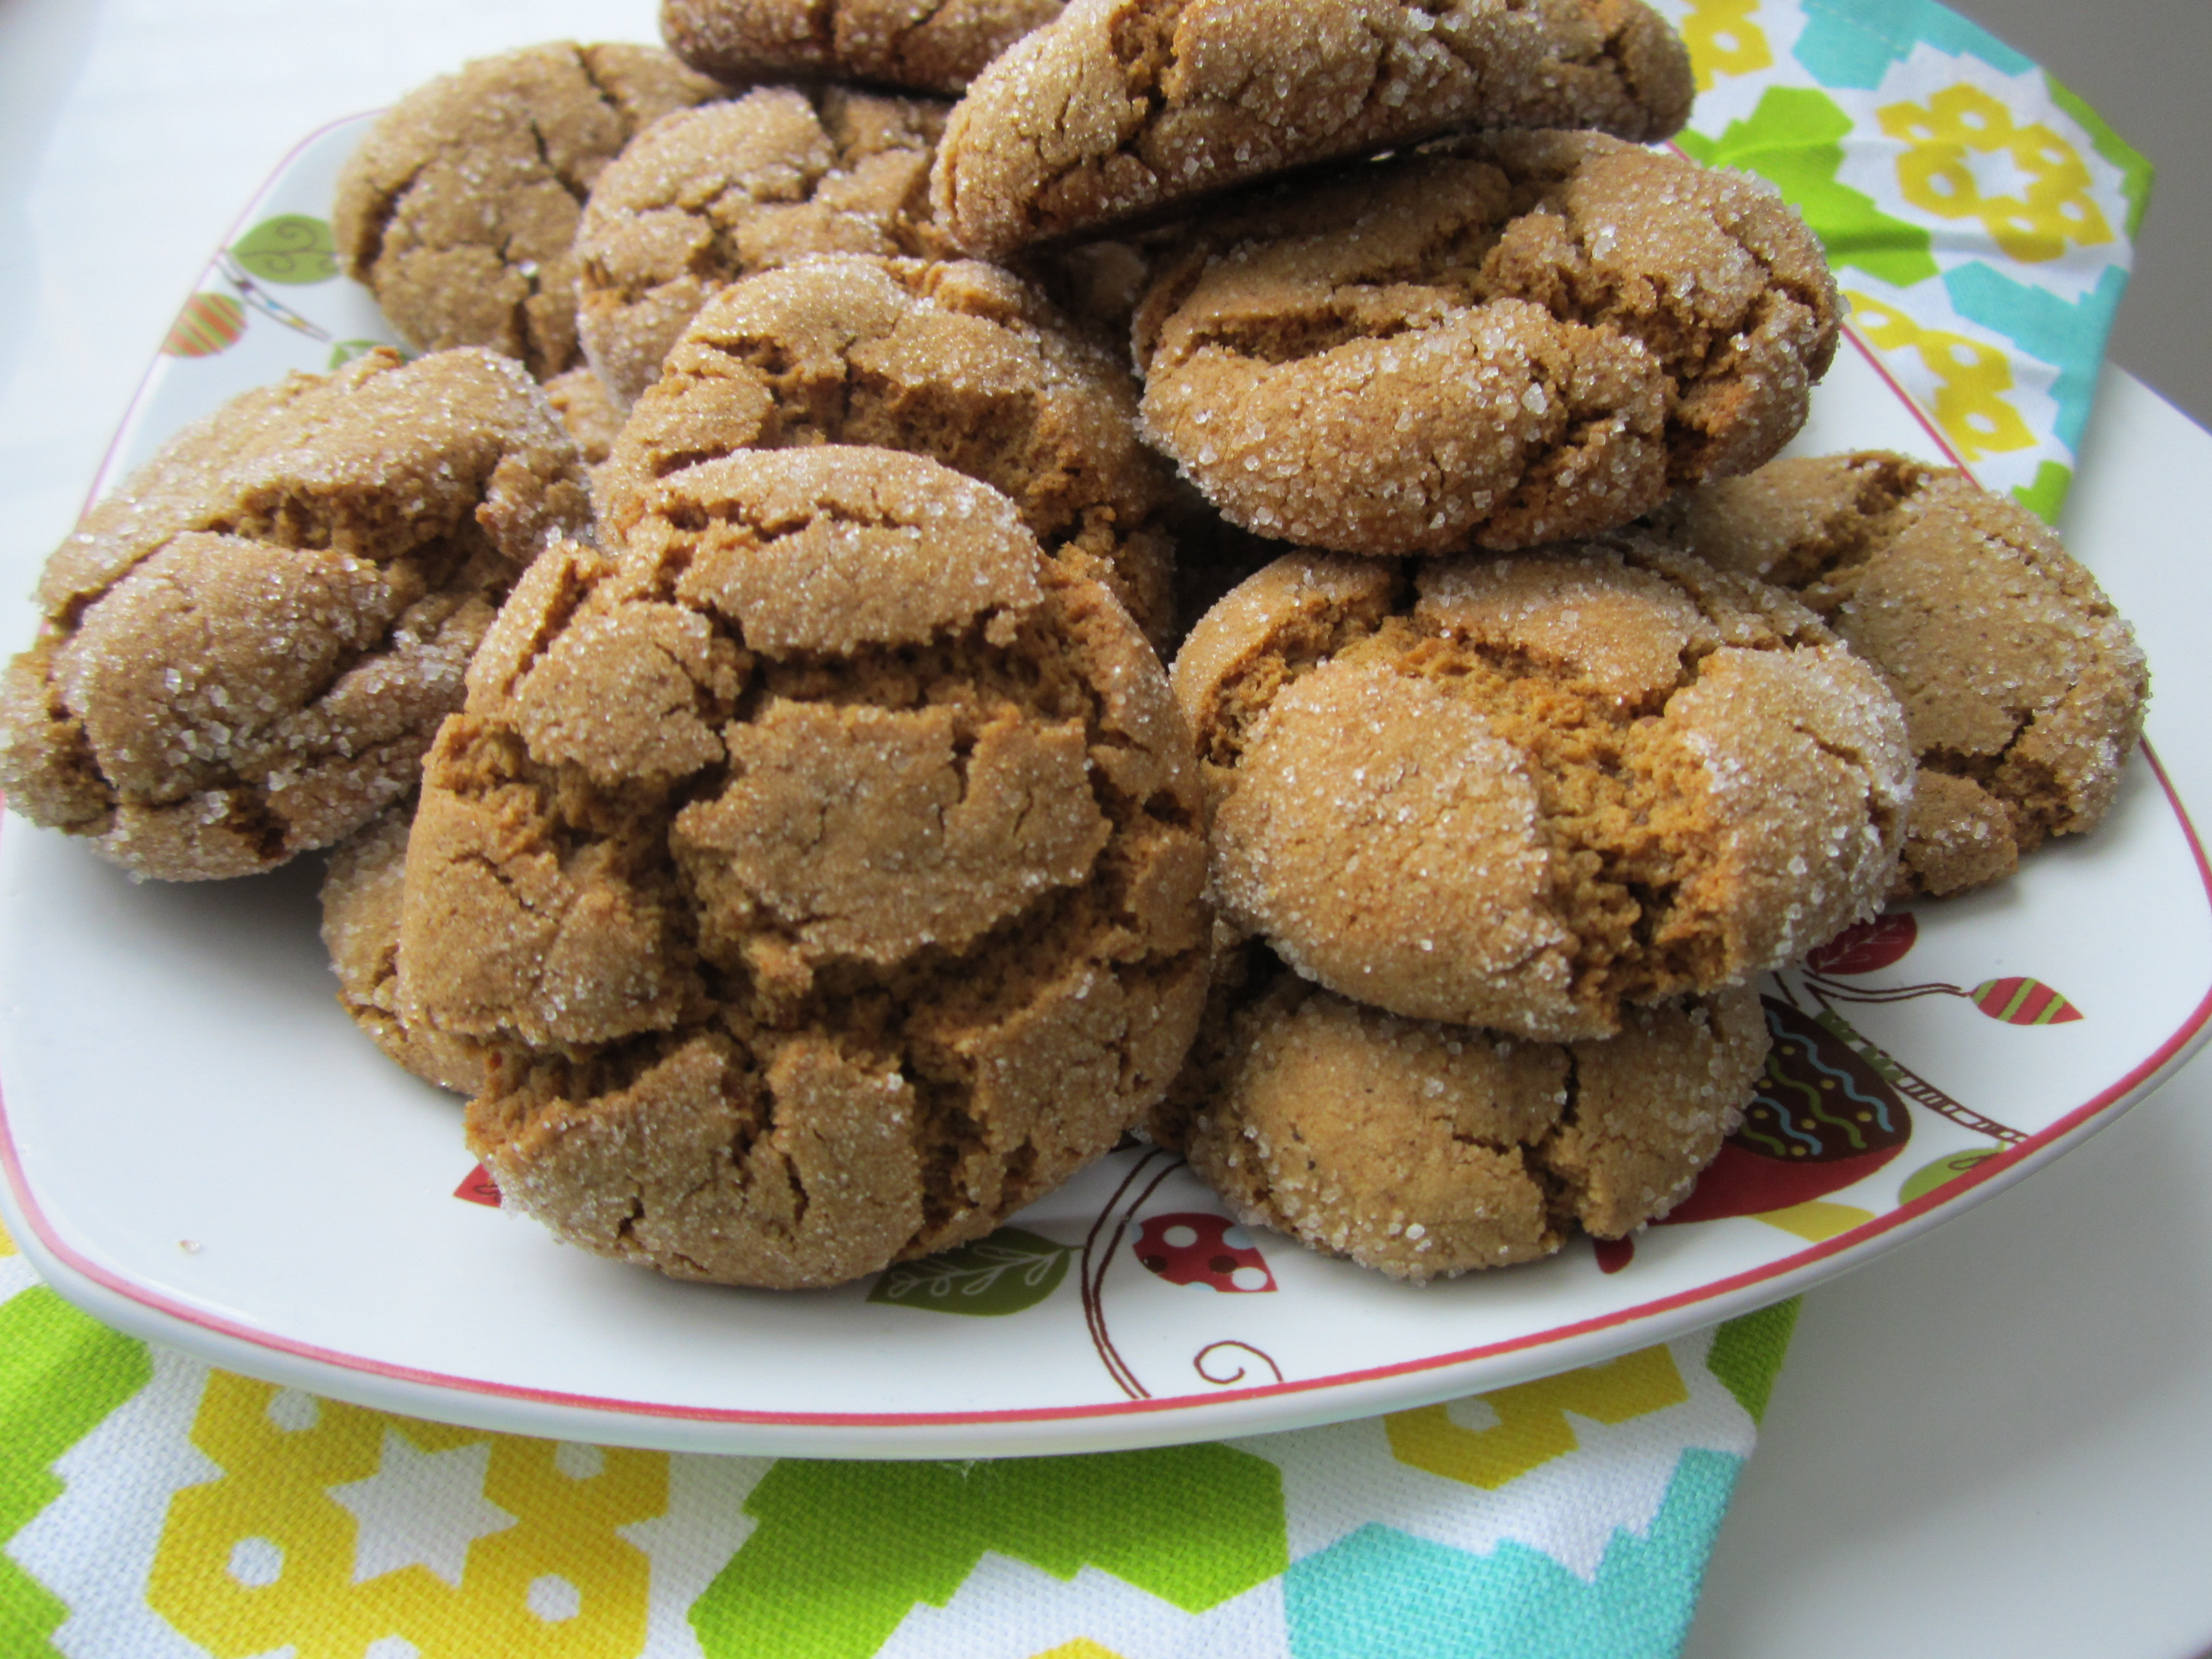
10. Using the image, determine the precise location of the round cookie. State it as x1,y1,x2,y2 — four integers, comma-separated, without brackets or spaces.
396,448,1210,1290
1133,134,1841,557
575,87,952,402
321,807,489,1096
0,348,591,882
931,0,1694,258
662,0,1066,95
1162,943,1766,1280
602,254,1178,645
333,42,729,378
1174,542,1912,1040
1654,451,2149,897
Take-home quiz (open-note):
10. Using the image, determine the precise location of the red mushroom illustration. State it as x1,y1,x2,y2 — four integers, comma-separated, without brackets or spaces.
1134,1213,1277,1292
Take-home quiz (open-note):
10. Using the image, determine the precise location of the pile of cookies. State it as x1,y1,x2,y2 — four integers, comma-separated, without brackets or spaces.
0,0,2149,1291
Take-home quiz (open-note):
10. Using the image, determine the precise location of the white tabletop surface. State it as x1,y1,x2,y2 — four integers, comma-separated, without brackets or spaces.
3,3,2209,1656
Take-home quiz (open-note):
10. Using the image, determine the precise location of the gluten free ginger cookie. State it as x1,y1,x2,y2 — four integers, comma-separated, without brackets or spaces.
1655,451,2148,896
931,0,1694,257
1161,942,1765,1279
397,448,1208,1289
663,0,1066,93
1134,134,1840,556
334,42,729,378
602,254,1178,644
321,807,488,1095
0,348,591,881
575,86,952,402
1174,543,1911,1040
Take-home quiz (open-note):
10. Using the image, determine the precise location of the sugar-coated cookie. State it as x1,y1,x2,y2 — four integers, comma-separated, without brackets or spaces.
602,254,1178,644
333,43,729,378
0,349,591,881
1158,940,1766,1279
1173,543,1911,1040
1655,451,2149,896
662,0,1066,94
931,0,1694,256
575,87,952,401
321,807,488,1095
1134,134,1839,556
398,448,1208,1288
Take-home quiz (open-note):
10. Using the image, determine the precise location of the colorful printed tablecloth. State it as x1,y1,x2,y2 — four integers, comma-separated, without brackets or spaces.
0,1,2151,1655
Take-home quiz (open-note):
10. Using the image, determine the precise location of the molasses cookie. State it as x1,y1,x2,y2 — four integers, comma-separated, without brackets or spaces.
544,367,628,466
1134,134,1840,556
1162,943,1766,1280
398,448,1209,1289
1174,543,1911,1040
602,254,1178,644
575,86,952,401
1655,451,2149,896
0,348,591,881
333,42,729,378
931,0,1694,257
663,0,1066,95
321,807,489,1095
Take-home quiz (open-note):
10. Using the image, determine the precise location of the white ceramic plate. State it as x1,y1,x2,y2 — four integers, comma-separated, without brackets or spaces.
2,118,2206,1458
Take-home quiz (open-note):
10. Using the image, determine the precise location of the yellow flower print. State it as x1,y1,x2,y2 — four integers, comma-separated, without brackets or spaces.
1879,84,2112,263
1677,0,1771,89
1845,292,2037,462
148,1374,667,1659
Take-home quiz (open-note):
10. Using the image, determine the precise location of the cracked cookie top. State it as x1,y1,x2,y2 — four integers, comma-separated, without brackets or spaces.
601,254,1179,645
930,0,1694,257
0,348,591,881
333,42,730,379
575,87,953,403
1157,938,1765,1280
1173,541,1911,1040
397,447,1209,1288
1654,451,2149,898
662,0,1068,94
322,805,489,1096
1133,134,1840,557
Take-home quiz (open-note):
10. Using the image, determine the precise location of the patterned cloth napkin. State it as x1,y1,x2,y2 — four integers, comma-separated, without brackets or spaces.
0,1,2148,1655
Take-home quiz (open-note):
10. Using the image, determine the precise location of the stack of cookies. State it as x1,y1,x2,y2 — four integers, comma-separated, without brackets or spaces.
0,2,2148,1291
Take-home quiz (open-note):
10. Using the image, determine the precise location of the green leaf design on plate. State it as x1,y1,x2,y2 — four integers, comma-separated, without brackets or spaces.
328,338,392,369
230,215,337,284
867,1226,1073,1316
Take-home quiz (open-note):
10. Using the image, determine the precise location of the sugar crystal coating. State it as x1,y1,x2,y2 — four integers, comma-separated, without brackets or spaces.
575,87,952,401
1656,452,2149,897
931,0,1694,255
333,42,730,378
399,448,1209,1288
602,254,1178,644
1134,134,1840,556
0,348,591,881
662,0,1067,95
1155,940,1767,1280
1173,541,1912,1040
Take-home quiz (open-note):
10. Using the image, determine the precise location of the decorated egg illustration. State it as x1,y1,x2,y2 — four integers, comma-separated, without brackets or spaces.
1660,997,1912,1227
1135,1214,1277,1292
162,291,246,357
1806,912,1918,976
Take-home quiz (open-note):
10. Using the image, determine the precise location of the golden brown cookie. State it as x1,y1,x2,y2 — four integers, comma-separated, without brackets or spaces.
333,42,729,378
575,87,952,401
1134,134,1840,557
1160,941,1766,1280
0,348,591,881
662,0,1065,94
1174,542,1911,1040
321,807,489,1095
931,0,1694,257
1654,451,2149,897
601,254,1178,645
544,367,629,466
397,448,1209,1290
